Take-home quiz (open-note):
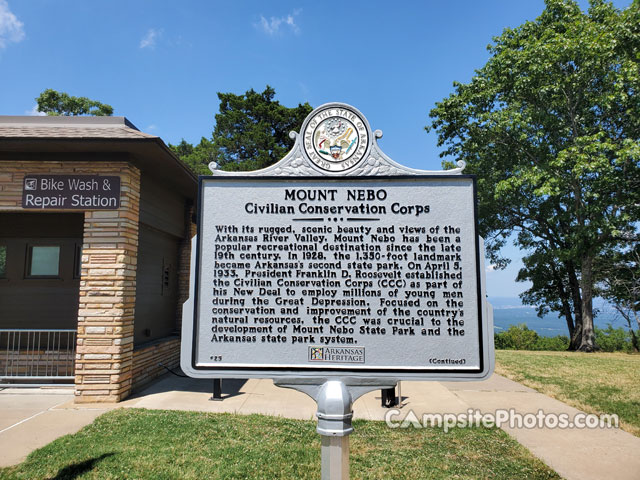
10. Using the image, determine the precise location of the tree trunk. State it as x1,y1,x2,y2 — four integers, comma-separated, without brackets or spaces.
567,262,583,350
577,255,597,352
562,303,575,349
630,329,639,353
618,308,640,353
570,321,583,351
552,265,575,348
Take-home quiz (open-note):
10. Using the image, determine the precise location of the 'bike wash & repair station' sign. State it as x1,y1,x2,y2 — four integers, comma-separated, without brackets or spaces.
22,174,121,210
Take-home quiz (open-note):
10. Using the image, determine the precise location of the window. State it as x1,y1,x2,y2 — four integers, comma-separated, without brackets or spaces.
0,245,6,278
74,244,83,279
27,245,60,277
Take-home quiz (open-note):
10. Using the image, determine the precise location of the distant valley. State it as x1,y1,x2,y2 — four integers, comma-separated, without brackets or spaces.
488,297,626,337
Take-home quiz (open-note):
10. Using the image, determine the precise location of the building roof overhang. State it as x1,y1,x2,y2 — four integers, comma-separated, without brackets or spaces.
0,116,197,201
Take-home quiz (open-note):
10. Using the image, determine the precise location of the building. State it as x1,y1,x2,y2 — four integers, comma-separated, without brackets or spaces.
0,115,197,402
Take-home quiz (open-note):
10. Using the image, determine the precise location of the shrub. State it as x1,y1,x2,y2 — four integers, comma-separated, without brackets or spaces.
494,323,635,352
594,325,634,353
494,324,539,350
533,335,570,351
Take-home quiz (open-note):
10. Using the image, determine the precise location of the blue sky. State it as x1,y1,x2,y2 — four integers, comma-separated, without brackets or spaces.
0,0,632,300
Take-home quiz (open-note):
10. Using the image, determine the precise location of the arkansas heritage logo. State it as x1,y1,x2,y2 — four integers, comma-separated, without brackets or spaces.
310,347,324,360
303,106,370,173
308,346,365,363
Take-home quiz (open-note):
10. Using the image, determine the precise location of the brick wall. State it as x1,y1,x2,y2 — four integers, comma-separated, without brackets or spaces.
76,164,140,402
131,336,180,392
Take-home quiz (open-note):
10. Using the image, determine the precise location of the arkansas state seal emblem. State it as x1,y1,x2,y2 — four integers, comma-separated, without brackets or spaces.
302,105,370,172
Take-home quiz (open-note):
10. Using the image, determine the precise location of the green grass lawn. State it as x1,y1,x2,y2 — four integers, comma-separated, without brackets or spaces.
496,350,640,436
0,408,559,480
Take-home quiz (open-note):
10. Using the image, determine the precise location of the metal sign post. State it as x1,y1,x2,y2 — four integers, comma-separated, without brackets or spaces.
316,382,356,480
181,103,494,479
275,378,396,480
210,378,222,401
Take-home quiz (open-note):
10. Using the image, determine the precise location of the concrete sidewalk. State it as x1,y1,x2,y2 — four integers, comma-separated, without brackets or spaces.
0,387,109,468
1,375,639,480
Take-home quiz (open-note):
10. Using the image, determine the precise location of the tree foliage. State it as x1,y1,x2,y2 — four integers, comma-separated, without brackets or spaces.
171,86,312,174
36,89,114,116
213,86,312,171
169,138,216,176
427,0,640,351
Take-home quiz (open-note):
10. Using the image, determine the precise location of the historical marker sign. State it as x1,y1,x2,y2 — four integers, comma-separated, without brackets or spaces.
181,103,493,381
22,174,120,210
181,103,494,480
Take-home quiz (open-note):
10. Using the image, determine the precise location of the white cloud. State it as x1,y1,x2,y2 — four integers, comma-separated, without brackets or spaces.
255,9,301,36
140,28,161,49
145,124,157,132
485,264,497,272
0,0,25,50
25,104,45,116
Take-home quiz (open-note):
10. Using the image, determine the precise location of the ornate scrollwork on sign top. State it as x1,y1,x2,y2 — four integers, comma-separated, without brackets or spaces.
209,102,466,177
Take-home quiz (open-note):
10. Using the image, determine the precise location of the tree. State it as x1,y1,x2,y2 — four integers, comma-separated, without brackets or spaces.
169,138,216,176
427,0,640,351
597,245,640,351
172,86,312,174
36,89,114,116
212,86,312,171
